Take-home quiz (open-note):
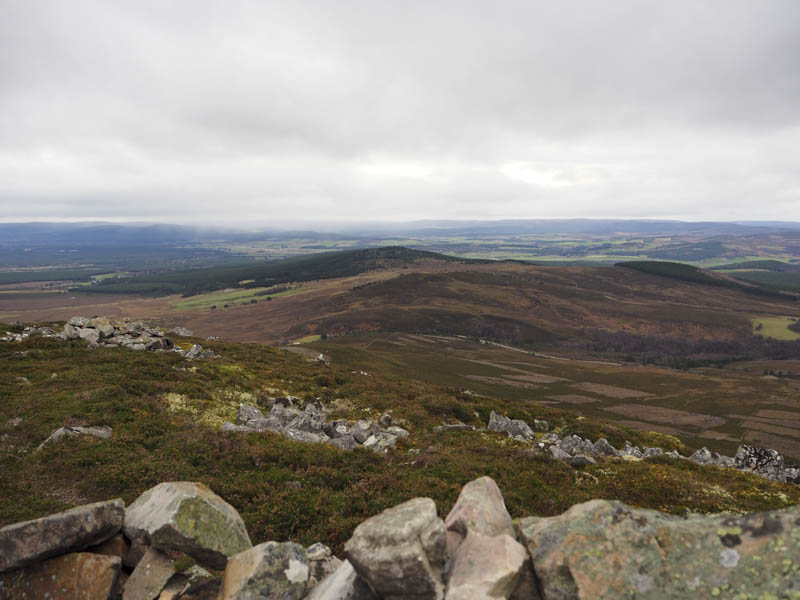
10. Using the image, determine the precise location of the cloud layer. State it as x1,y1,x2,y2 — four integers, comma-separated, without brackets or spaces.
1,1,799,225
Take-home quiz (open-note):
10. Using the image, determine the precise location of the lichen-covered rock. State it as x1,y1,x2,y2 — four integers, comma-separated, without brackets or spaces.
0,498,124,572
123,482,251,570
516,499,800,599
219,541,308,600
735,445,786,481
122,547,174,600
444,476,514,553
345,497,447,600
444,532,527,600
305,560,378,600
0,552,121,600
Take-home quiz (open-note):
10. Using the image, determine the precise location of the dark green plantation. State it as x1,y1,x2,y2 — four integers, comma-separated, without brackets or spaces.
2,323,799,555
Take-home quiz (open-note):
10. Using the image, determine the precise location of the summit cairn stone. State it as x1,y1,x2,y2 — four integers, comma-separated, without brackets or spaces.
444,532,527,600
345,497,447,600
305,560,378,600
123,482,251,570
516,499,800,598
444,476,514,553
443,477,530,600
0,499,124,572
219,541,309,600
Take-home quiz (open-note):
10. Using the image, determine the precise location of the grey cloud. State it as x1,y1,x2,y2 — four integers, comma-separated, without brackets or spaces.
0,0,799,224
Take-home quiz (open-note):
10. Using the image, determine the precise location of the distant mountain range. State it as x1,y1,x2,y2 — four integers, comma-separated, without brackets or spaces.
3,219,800,247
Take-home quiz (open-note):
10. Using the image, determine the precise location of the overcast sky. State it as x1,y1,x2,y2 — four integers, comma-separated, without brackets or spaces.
1,1,799,226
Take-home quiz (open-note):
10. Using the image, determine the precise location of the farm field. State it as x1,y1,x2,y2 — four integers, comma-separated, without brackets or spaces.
752,316,800,341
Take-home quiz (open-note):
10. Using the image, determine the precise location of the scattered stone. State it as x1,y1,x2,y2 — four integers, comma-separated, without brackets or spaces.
444,532,527,600
37,425,113,449
0,552,121,600
122,547,175,600
306,543,342,590
123,482,251,570
0,498,124,572
352,420,381,444
235,404,269,430
549,446,572,461
532,419,550,432
222,422,256,433
734,445,786,482
556,435,595,457
564,455,597,468
305,560,378,600
488,411,535,441
219,541,308,600
433,423,471,433
328,435,359,451
592,438,619,457
386,425,410,438
362,432,398,453
345,497,447,600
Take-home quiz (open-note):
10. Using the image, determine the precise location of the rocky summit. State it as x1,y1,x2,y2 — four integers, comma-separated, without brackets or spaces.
0,477,798,599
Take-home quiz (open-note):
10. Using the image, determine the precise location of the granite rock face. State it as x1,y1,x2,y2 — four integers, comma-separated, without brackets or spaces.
444,532,527,600
0,498,124,572
444,476,514,552
516,499,800,599
123,482,251,570
345,497,447,600
220,541,309,600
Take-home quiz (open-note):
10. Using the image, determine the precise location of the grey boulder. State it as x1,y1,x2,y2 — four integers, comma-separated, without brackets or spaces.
219,541,309,600
345,497,447,600
444,532,528,600
123,481,251,570
444,476,514,553
0,498,125,572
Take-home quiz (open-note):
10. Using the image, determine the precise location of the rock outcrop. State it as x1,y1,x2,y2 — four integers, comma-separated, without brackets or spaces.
0,316,219,359
222,401,408,453
489,410,800,486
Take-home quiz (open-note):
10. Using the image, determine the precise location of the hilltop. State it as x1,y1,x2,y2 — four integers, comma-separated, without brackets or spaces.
3,320,800,557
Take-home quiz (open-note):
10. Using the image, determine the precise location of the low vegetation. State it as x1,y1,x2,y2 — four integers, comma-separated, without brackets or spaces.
3,329,800,555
